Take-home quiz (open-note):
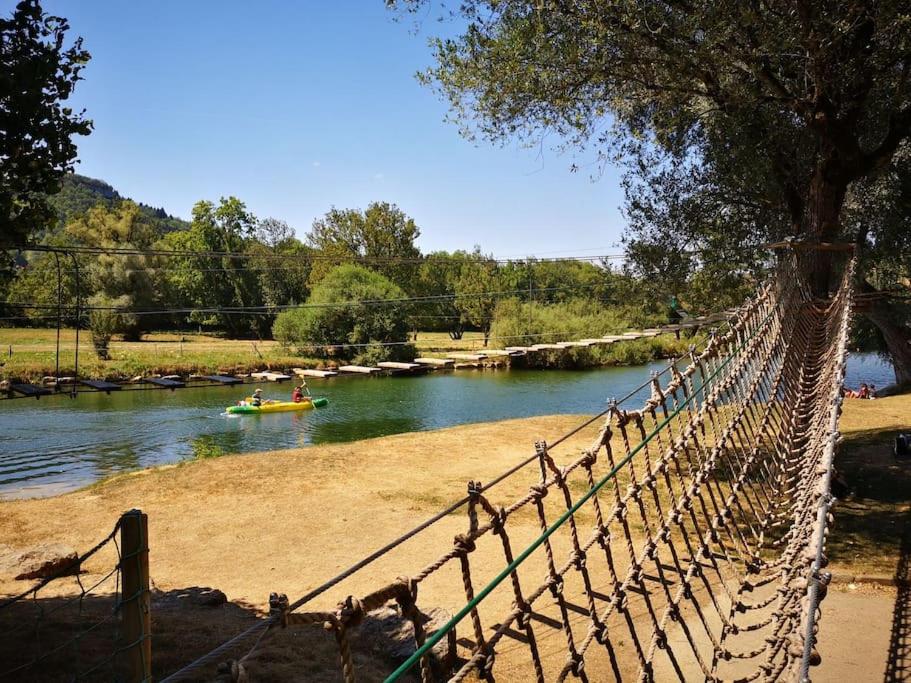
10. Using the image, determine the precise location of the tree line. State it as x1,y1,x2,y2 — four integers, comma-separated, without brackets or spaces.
3,184,727,361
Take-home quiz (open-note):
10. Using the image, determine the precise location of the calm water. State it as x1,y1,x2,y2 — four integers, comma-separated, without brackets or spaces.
0,353,894,500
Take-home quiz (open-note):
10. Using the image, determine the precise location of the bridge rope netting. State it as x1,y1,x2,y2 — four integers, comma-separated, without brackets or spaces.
165,247,855,683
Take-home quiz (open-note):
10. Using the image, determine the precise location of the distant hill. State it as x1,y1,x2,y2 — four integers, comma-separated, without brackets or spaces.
46,174,189,234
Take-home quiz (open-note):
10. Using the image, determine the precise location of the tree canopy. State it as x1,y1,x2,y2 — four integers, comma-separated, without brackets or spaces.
391,0,911,381
273,263,415,364
0,0,91,246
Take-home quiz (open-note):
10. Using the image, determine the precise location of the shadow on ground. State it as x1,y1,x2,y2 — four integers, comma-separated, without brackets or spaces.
829,426,911,576
885,528,911,682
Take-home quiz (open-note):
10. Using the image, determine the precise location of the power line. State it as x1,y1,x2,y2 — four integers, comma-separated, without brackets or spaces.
15,243,627,265
2,283,609,317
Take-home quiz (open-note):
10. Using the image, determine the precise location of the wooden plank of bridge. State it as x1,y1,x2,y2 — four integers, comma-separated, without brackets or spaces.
481,349,512,357
338,365,382,374
504,346,530,354
251,371,292,382
144,377,185,389
529,343,563,350
293,368,338,378
10,383,52,398
377,361,421,370
80,379,122,393
447,352,487,361
201,375,243,385
414,357,455,367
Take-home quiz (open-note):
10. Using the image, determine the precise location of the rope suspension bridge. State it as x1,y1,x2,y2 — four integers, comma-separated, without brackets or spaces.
129,245,856,682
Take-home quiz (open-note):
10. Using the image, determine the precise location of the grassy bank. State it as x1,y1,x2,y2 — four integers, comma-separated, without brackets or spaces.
0,327,696,382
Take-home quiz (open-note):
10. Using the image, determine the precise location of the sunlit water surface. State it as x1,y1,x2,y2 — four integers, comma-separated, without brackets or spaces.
0,353,893,499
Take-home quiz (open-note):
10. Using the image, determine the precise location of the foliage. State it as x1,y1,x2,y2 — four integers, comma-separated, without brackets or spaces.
0,0,92,246
64,201,160,339
453,249,502,345
87,293,132,360
391,0,911,381
490,298,688,368
273,264,415,363
157,197,265,337
45,174,187,236
307,202,421,293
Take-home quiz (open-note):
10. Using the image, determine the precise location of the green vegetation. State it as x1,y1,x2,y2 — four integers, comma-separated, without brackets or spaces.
490,299,696,368
0,0,91,246
273,264,415,365
392,0,911,383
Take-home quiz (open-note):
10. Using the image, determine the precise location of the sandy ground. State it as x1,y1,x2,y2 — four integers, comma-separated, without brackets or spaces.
1,399,910,680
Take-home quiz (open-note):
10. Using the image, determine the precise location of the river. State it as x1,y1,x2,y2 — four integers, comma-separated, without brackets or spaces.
0,353,894,500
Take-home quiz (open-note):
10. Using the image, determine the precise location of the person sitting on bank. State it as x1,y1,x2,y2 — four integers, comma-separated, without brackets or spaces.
869,384,877,399
251,388,264,406
857,383,869,399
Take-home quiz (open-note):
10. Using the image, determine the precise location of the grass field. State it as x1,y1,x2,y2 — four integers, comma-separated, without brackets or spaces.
0,328,495,381
0,327,693,381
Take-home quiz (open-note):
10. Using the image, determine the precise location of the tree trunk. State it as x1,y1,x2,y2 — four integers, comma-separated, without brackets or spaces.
863,301,911,386
804,161,848,296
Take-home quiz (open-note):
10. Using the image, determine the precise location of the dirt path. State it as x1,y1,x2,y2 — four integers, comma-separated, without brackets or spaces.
1,398,909,680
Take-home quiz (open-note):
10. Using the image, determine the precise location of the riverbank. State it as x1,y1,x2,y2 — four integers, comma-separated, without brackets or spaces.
0,399,908,679
0,327,694,382
2,397,908,580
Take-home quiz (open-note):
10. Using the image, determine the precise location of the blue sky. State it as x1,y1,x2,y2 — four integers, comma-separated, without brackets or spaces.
37,1,626,256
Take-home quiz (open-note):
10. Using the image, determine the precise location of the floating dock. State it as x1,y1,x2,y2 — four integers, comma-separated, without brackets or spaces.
251,371,292,382
80,379,122,393
11,383,52,398
144,377,185,389
201,375,243,385
414,357,454,367
338,365,382,375
293,368,338,378
447,353,487,361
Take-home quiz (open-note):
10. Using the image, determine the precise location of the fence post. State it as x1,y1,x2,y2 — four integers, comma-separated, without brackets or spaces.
121,509,151,682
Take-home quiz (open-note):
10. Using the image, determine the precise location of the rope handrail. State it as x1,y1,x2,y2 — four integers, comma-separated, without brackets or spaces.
385,294,775,681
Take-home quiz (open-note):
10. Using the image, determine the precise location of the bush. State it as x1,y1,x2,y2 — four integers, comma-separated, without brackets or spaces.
87,294,133,360
490,299,691,368
273,264,415,362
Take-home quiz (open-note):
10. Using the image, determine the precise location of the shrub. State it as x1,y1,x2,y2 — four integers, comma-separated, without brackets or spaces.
273,264,415,362
490,299,691,368
87,294,133,360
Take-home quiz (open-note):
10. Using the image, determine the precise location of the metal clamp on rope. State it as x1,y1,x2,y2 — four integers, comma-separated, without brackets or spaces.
269,592,290,627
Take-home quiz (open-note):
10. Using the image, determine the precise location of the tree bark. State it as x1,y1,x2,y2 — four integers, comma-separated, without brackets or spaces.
860,285,911,386
804,162,849,295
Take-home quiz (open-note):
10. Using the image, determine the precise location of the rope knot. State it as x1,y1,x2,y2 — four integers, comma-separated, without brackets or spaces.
571,549,587,571
467,479,483,500
548,574,565,598
568,651,585,677
489,505,507,535
394,576,418,613
269,592,290,627
593,620,608,644
530,483,549,501
478,650,496,680
581,449,597,468
337,595,365,629
453,533,476,556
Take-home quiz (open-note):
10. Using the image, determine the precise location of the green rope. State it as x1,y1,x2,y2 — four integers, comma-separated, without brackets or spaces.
385,307,773,682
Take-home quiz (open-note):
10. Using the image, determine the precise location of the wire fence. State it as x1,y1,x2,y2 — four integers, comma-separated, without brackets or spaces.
0,510,150,682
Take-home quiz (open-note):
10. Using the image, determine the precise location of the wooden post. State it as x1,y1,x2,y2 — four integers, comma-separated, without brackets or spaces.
120,509,151,682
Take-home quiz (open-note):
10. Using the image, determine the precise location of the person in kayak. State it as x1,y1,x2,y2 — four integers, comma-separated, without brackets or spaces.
251,388,264,406
291,385,304,403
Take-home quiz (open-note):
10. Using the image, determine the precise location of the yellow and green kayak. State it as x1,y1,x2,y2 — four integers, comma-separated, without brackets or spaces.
226,397,328,415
